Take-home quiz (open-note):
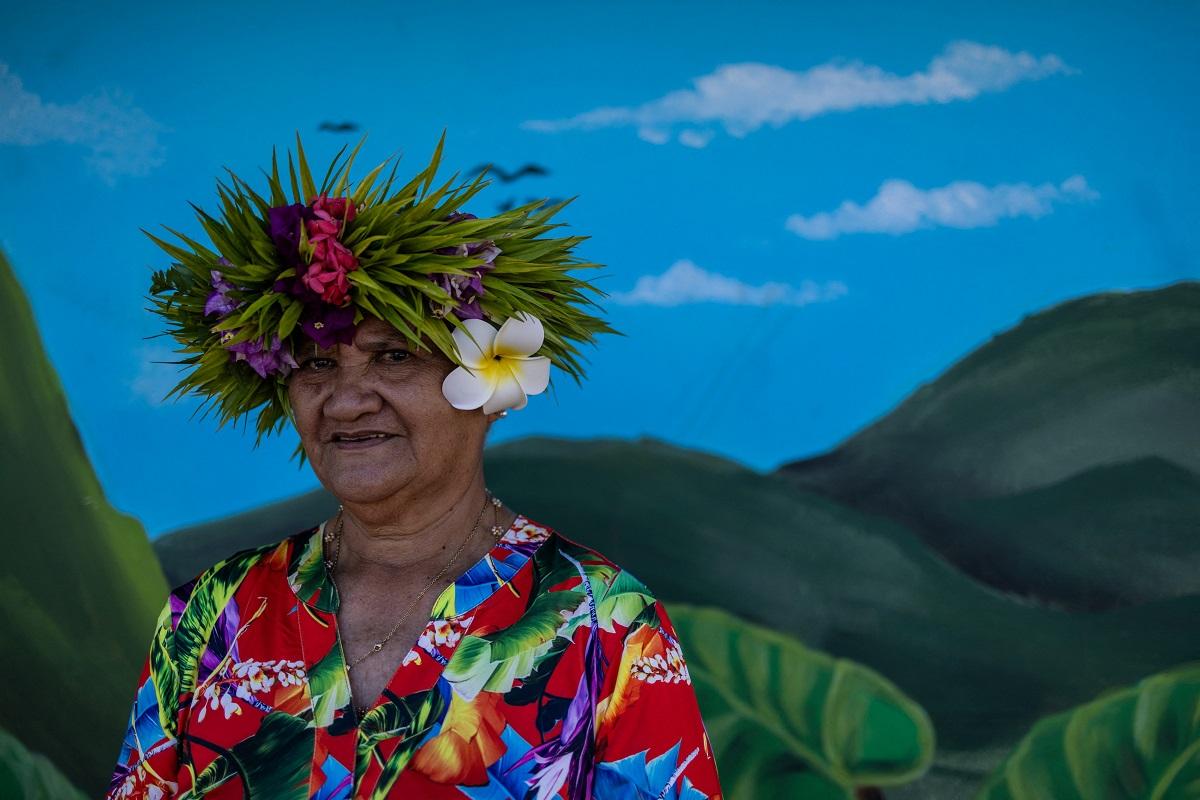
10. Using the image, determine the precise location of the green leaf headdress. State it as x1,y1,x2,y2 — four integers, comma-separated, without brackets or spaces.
144,130,620,463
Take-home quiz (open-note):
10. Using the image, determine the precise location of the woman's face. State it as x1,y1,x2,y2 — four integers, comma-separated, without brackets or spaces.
286,316,497,505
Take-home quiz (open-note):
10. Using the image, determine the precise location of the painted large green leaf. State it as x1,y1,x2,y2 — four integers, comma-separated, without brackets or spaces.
977,661,1200,799
0,250,169,795
0,727,88,800
668,603,935,799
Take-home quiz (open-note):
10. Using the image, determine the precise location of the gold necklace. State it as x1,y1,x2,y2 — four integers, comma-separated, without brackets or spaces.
323,490,508,719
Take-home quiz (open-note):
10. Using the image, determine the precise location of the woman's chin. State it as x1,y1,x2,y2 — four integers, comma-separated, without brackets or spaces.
319,447,413,500
326,477,410,506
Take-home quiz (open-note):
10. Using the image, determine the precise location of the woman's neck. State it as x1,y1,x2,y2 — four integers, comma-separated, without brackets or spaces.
331,487,516,581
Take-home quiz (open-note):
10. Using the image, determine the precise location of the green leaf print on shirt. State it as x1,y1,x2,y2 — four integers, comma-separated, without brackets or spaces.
359,688,448,800
307,638,353,728
174,548,274,697
181,711,313,798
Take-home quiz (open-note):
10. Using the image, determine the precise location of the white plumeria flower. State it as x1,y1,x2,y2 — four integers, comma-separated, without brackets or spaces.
441,311,552,414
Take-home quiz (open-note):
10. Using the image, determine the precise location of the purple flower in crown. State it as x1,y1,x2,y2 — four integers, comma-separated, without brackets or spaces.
204,258,298,379
268,204,315,270
204,259,239,318
299,302,357,350
225,334,299,379
429,211,501,321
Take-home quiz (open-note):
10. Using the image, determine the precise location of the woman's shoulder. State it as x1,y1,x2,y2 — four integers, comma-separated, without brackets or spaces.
528,520,680,658
165,524,315,611
528,516,659,603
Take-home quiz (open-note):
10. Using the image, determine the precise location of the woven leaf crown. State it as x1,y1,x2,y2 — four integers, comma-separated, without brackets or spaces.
144,130,621,464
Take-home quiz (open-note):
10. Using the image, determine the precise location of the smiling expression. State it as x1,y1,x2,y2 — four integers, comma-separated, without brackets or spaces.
286,316,498,505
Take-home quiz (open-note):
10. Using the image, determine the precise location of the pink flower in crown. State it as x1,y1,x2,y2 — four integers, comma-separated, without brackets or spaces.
301,240,357,304
311,194,356,229
295,193,360,305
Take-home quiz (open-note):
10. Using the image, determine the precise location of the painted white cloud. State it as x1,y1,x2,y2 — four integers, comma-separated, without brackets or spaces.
524,40,1077,147
610,259,848,307
0,62,166,183
677,128,715,149
786,174,1099,240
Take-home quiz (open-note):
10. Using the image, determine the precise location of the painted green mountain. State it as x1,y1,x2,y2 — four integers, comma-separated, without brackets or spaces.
0,252,169,797
155,434,1200,797
942,456,1200,611
775,281,1200,612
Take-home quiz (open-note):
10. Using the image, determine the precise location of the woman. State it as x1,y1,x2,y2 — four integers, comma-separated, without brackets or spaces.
106,134,723,799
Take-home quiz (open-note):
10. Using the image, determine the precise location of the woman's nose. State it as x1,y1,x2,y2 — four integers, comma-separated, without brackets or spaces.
322,359,384,417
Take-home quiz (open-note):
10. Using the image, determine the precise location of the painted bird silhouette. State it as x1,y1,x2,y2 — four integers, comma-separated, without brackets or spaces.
469,163,550,183
318,121,360,133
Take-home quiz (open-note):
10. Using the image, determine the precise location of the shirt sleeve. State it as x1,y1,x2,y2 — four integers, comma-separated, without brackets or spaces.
593,596,724,800
104,592,186,800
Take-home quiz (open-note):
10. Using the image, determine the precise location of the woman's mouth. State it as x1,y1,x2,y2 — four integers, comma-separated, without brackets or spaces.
332,433,398,450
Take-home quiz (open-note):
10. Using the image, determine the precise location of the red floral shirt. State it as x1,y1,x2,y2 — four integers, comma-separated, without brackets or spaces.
106,513,723,799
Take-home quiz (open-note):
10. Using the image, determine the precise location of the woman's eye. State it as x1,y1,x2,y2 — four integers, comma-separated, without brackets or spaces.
300,357,335,371
379,349,410,364
295,351,408,373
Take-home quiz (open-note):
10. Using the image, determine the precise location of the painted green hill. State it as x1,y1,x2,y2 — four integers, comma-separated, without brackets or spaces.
775,281,1200,611
942,456,1200,609
0,252,169,797
155,434,1200,796
153,487,337,587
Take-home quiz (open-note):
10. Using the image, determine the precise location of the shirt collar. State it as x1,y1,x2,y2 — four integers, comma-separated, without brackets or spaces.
285,512,551,617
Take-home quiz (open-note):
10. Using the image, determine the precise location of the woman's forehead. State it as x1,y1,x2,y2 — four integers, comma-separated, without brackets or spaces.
311,318,431,355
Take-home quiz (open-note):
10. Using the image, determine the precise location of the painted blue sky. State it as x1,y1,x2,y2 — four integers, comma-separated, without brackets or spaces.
2,1,1197,538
